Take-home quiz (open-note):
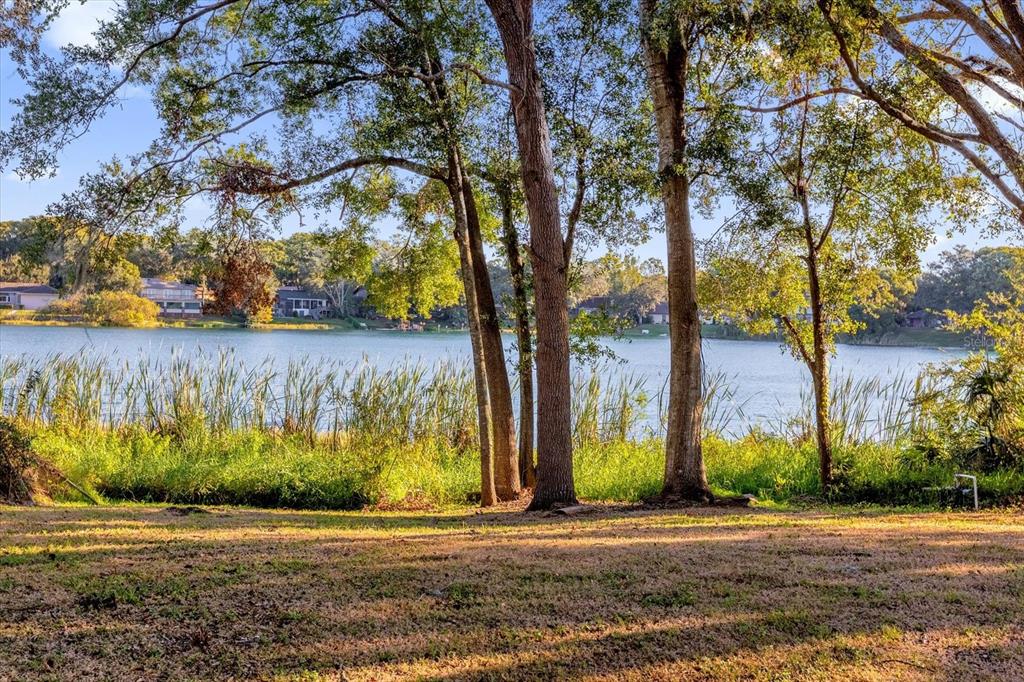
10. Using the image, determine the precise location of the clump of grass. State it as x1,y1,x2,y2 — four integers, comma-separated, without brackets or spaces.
574,439,662,500
571,369,651,446
0,351,480,451
31,426,479,509
73,575,146,610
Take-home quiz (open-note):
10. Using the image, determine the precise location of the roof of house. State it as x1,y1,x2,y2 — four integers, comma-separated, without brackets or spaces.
141,278,196,291
576,295,611,310
0,282,58,295
276,287,327,301
651,302,669,315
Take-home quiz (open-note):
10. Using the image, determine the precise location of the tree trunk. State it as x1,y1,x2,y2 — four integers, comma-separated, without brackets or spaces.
71,256,90,296
447,172,497,507
70,240,95,296
498,182,536,488
411,43,509,504
805,234,833,491
641,0,712,502
485,0,576,510
462,175,521,501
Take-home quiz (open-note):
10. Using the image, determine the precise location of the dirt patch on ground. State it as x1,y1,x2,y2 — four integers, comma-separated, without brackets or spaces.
1,504,1021,681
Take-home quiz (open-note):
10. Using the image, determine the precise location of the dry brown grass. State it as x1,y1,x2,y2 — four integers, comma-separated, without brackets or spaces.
1,503,1022,681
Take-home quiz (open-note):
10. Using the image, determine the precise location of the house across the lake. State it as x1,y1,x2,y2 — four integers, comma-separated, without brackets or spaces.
139,278,202,316
647,301,669,324
0,282,59,311
275,286,329,318
572,295,612,317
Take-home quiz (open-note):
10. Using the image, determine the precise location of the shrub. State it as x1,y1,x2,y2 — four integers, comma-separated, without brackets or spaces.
0,417,35,503
0,417,56,504
42,297,84,316
916,259,1024,471
82,291,159,327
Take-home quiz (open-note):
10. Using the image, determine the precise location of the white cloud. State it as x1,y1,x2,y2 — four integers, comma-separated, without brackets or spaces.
44,0,119,48
4,168,60,183
118,83,151,100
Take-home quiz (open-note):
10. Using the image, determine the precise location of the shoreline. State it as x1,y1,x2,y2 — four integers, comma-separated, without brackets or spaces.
0,316,975,350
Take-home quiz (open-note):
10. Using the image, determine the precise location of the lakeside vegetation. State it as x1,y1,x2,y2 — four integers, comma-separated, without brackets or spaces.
26,428,1024,509
3,350,1021,509
3,213,1017,350
0,310,975,350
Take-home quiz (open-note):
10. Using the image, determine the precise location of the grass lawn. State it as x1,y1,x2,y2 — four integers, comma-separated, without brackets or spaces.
1,504,1022,681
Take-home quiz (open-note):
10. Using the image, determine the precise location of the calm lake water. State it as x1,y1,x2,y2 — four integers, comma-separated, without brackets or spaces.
0,324,967,435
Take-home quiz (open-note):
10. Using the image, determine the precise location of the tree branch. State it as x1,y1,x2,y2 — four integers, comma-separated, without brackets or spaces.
729,87,866,113
214,155,447,195
816,0,1024,214
781,315,815,370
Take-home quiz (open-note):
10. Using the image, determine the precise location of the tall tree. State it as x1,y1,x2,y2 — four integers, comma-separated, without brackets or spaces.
703,29,979,487
0,0,526,504
484,0,577,509
492,171,536,487
639,0,752,501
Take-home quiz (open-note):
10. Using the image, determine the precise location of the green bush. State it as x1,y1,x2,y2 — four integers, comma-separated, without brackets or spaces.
917,259,1024,470
0,417,38,503
82,291,159,327
914,356,1024,472
32,427,480,509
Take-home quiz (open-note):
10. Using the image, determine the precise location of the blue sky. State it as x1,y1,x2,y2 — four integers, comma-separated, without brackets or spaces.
0,0,1013,265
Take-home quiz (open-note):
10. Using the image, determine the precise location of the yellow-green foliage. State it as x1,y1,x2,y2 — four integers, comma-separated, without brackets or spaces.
917,259,1024,467
82,291,159,327
28,427,1024,509
42,297,85,316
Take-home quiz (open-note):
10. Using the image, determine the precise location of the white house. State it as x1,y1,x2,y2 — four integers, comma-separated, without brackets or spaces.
0,282,59,311
140,278,202,316
647,301,669,324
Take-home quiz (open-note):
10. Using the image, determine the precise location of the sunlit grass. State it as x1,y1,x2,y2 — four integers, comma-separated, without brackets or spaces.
27,426,1024,509
0,505,1021,680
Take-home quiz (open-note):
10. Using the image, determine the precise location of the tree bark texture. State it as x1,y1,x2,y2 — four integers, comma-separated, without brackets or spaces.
447,164,497,507
485,0,576,509
498,182,536,488
640,0,712,502
462,175,521,500
802,207,833,491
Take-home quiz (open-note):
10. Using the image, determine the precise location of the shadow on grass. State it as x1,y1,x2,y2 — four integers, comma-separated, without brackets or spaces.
0,504,1022,680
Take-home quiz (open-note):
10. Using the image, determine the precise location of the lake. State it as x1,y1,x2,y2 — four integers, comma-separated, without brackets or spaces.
0,324,967,435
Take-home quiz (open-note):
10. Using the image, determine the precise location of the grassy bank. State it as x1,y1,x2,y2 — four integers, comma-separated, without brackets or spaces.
2,504,1022,680
4,350,1022,509
27,426,1024,508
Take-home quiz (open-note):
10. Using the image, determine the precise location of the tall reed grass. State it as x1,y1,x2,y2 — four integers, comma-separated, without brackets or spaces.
1,351,480,451
6,350,1017,509
1,351,936,448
